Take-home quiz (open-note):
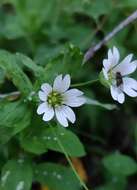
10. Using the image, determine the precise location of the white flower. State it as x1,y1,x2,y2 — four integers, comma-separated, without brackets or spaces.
102,46,137,104
37,74,86,127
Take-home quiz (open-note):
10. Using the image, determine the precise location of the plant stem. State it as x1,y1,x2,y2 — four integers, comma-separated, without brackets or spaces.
71,79,99,88
50,125,89,190
0,91,20,99
84,10,137,62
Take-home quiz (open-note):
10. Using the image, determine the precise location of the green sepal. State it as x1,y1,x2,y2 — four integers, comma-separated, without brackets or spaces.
99,71,110,88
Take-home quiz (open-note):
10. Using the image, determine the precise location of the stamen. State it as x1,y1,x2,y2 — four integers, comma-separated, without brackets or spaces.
47,91,63,107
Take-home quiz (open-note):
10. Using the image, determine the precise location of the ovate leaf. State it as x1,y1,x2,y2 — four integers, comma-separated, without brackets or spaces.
34,163,80,190
0,100,32,144
102,152,137,176
20,122,85,157
0,50,33,96
44,126,86,157
15,52,46,83
0,160,33,190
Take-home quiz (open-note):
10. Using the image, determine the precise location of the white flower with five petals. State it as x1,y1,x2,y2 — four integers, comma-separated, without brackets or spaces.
37,74,86,127
102,47,137,103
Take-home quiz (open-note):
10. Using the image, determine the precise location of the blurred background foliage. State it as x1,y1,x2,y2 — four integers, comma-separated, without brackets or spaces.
0,0,137,190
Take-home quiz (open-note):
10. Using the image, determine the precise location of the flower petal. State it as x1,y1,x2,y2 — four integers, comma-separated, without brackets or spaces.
53,74,71,93
113,46,120,65
117,92,125,104
41,83,52,95
38,91,47,101
64,96,86,107
42,105,54,121
110,85,125,103
37,102,48,115
55,107,68,127
110,85,118,101
123,86,137,97
61,105,76,124
64,89,84,97
123,77,137,90
62,74,71,92
113,54,136,76
123,77,137,97
107,47,120,68
108,48,113,61
103,68,109,80
103,59,111,72
53,74,62,91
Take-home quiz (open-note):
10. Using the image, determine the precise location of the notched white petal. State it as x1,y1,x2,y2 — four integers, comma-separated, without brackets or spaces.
53,74,63,91
62,74,71,92
103,59,111,72
37,102,47,115
41,83,52,94
123,77,137,97
110,86,118,101
110,85,125,103
64,96,86,107
42,106,54,121
62,105,76,124
64,89,84,98
123,87,137,97
107,47,119,67
122,54,133,65
108,49,113,60
123,77,137,90
113,46,120,64
38,91,47,101
113,55,136,76
117,93,125,104
53,74,71,93
55,107,68,127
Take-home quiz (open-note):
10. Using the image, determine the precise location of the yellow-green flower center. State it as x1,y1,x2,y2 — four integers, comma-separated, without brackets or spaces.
47,91,63,107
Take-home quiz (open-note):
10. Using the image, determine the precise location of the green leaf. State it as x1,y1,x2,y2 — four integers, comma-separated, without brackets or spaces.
11,0,52,33
0,68,5,85
0,50,33,96
64,0,113,19
15,52,46,84
0,159,33,190
0,100,32,144
86,97,117,110
43,44,91,83
20,121,85,156
20,114,48,154
44,126,86,157
2,15,25,39
96,173,127,190
34,162,80,190
102,152,137,176
117,0,137,8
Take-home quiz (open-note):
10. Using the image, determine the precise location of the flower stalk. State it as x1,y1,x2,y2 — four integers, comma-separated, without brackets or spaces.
50,124,90,190
71,79,99,88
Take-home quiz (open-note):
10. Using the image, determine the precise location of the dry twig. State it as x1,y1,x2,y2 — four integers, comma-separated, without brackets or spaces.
84,10,137,63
